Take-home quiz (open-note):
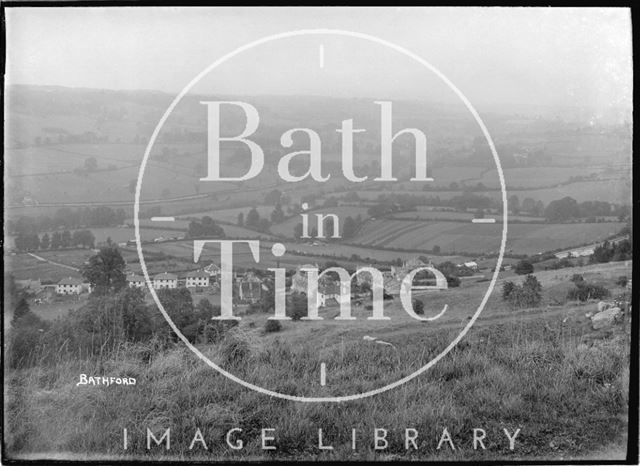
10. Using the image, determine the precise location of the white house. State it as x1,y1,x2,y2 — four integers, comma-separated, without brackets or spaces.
127,274,146,289
56,277,83,295
186,270,210,288
153,272,177,289
204,263,221,281
463,261,479,271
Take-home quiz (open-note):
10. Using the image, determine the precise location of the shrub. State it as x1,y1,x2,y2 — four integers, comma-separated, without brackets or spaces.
446,276,461,288
264,320,282,333
616,276,628,288
412,299,425,315
502,275,542,308
287,292,308,321
514,259,534,275
571,274,584,283
567,282,610,302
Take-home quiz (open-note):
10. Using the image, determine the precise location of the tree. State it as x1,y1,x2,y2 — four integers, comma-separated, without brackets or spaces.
287,292,308,321
509,195,520,214
50,231,62,250
502,274,542,308
522,197,536,214
84,157,98,171
270,203,285,224
61,230,72,248
237,212,244,226
343,216,357,239
246,207,260,229
412,299,425,315
81,244,127,295
514,259,534,275
40,233,50,250
294,222,303,238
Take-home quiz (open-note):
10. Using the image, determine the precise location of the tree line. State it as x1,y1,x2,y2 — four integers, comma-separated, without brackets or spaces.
14,229,95,252
8,206,127,236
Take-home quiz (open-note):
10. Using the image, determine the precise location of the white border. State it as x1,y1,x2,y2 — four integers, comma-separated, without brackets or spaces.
134,29,508,402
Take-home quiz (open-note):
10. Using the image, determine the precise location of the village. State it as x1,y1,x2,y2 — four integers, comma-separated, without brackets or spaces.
16,255,453,316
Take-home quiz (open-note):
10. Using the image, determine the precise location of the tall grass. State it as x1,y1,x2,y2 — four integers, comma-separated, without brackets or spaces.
4,313,630,461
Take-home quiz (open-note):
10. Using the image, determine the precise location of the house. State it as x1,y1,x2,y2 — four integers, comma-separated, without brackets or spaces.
186,270,210,288
56,277,83,295
237,272,263,303
127,274,146,289
317,278,352,308
463,261,479,271
204,263,221,281
153,272,178,289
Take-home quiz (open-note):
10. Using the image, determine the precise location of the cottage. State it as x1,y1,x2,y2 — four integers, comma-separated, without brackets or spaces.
127,274,146,289
186,270,210,288
56,277,83,295
153,272,178,289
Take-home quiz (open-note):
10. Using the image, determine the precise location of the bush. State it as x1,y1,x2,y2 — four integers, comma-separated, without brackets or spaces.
571,274,584,283
514,259,534,275
287,292,308,321
616,276,628,288
446,276,461,288
567,282,610,302
412,299,425,315
264,320,282,333
502,275,542,308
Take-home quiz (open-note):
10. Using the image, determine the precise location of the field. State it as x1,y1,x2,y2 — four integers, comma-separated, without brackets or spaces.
354,219,625,255
4,261,632,461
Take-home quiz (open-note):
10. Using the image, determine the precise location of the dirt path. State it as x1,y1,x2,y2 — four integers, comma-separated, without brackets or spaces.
27,252,80,272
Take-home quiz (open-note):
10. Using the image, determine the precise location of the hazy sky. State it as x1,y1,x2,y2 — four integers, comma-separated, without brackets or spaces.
5,7,632,113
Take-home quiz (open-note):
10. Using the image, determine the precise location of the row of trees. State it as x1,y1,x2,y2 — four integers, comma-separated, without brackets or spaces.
544,196,630,222
8,206,126,236
14,229,95,252
187,216,225,238
590,239,632,264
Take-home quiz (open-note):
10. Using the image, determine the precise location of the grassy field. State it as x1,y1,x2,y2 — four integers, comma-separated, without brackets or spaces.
354,219,625,255
3,261,631,461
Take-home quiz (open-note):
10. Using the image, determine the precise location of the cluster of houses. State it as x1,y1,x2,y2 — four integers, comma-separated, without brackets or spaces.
121,258,448,307
125,265,265,304
19,257,449,308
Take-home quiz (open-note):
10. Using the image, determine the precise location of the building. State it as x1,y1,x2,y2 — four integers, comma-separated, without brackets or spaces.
56,277,83,295
237,272,263,303
186,270,210,288
153,272,178,289
127,274,146,289
204,263,221,281
463,261,479,271
290,264,318,294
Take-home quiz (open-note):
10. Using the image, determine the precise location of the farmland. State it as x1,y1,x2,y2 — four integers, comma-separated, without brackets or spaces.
354,219,625,255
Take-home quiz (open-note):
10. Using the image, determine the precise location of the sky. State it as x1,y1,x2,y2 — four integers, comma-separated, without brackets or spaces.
5,7,633,115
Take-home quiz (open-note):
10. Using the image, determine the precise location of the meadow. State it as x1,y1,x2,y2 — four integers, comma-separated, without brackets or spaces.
354,219,625,255
4,262,631,461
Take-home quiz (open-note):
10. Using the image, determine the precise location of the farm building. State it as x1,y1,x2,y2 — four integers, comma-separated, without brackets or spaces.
186,270,210,288
204,263,221,280
127,274,146,289
56,277,84,295
153,272,178,289
554,246,595,259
